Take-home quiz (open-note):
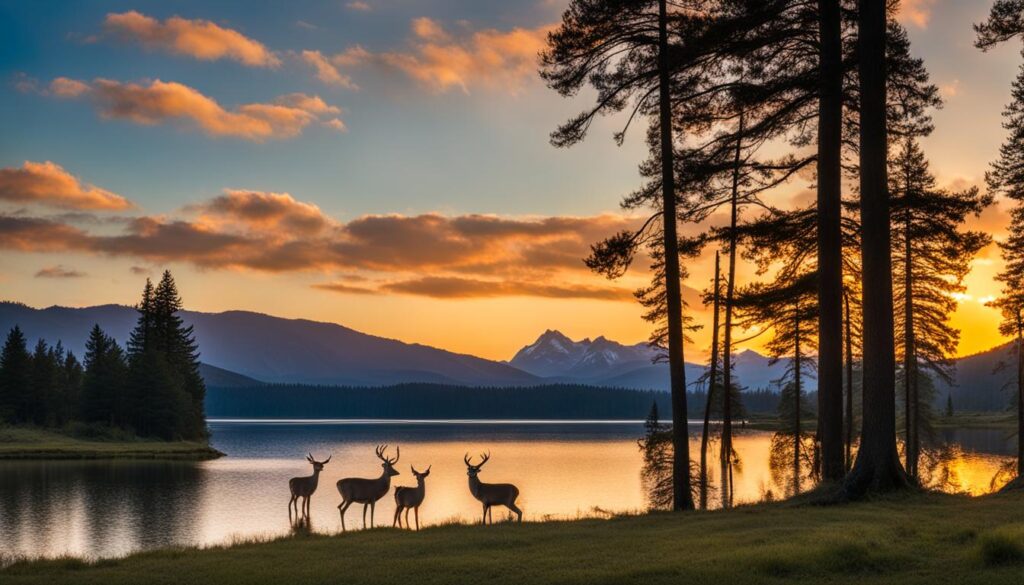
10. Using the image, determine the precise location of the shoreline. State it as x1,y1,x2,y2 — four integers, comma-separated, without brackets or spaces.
0,427,224,461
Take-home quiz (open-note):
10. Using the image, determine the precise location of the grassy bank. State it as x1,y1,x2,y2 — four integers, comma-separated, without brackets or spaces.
0,427,223,460
5,491,1024,584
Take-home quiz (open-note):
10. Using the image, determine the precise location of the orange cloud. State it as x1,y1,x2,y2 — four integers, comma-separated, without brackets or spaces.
346,1,372,12
342,18,552,93
379,276,634,300
0,198,644,300
299,50,358,89
898,0,937,29
0,161,134,210
50,78,341,141
188,189,333,235
35,265,86,278
102,10,280,67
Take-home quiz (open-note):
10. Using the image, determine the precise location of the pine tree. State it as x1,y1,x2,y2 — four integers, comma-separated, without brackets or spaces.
0,326,32,423
889,137,992,478
82,324,128,427
542,0,708,510
30,339,58,426
153,271,206,439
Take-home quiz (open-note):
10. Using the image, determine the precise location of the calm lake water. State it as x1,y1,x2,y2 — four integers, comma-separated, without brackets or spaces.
0,420,1016,560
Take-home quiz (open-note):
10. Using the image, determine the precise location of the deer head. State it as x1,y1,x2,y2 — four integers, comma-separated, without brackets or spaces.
307,453,331,472
376,444,400,477
411,465,431,481
464,452,490,478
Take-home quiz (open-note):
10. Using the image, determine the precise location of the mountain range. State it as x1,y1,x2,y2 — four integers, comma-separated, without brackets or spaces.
507,329,789,391
0,301,1015,411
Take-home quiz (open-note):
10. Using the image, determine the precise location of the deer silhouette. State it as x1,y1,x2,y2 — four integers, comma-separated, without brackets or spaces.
464,452,522,524
393,465,431,530
337,444,399,531
288,453,331,520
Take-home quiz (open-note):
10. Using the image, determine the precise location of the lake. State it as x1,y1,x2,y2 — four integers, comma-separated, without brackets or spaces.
0,420,1015,560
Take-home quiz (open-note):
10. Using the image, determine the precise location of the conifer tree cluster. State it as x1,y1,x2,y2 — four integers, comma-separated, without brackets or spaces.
0,271,206,441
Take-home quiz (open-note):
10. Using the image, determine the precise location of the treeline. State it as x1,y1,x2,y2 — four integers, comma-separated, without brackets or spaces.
206,383,790,420
0,271,207,441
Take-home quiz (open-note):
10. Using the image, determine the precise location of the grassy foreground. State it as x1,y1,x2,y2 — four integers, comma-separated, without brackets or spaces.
0,426,222,460
5,492,1024,584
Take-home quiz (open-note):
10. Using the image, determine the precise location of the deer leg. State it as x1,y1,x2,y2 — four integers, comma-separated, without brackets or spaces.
362,503,368,529
404,508,411,530
370,501,376,528
288,495,296,520
488,506,494,525
393,506,402,528
414,507,420,531
481,504,488,525
508,503,523,523
339,500,350,531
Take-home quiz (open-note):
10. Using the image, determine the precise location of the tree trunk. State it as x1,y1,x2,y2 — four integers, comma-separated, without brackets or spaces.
794,306,802,496
817,0,846,484
903,212,916,478
843,0,911,498
700,252,722,510
1017,317,1023,475
658,0,694,511
844,290,854,471
721,110,744,508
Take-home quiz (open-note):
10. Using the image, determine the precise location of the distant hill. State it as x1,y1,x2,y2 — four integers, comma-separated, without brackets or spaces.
0,302,539,387
509,330,790,392
197,363,264,388
933,342,1017,412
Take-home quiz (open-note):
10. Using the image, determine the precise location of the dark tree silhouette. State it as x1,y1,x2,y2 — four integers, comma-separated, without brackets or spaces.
82,324,128,427
0,326,32,423
542,0,703,510
976,0,1024,49
842,0,911,498
889,137,992,478
698,251,723,509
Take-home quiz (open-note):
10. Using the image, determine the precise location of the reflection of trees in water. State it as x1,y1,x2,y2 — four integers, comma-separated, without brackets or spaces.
767,432,818,498
638,404,702,510
914,443,1016,494
0,461,206,557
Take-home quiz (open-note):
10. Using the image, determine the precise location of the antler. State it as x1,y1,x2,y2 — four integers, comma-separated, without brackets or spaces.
464,453,473,466
478,451,490,467
375,444,387,461
322,455,332,464
306,452,314,462
389,445,400,465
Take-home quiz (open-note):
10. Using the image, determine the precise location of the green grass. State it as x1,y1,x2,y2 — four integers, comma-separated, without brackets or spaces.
5,491,1024,584
0,426,222,460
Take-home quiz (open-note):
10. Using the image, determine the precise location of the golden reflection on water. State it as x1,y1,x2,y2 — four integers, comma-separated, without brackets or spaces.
0,426,1015,560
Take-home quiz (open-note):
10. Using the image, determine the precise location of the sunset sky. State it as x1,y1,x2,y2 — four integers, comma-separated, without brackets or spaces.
0,0,1020,361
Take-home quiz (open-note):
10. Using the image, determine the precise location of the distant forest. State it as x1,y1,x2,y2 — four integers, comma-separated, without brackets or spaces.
205,383,790,420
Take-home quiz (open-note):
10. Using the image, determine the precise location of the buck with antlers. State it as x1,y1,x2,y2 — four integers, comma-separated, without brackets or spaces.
464,452,522,524
288,453,331,520
393,465,431,530
337,444,400,530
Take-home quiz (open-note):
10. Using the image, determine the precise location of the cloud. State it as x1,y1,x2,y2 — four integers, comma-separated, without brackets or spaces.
129,266,152,276
379,276,634,300
340,18,552,93
0,161,134,210
897,0,937,29
345,1,372,12
49,77,91,98
48,77,341,141
35,265,86,278
187,189,333,235
299,50,358,89
102,10,280,67
311,281,377,295
0,196,645,300
940,79,961,99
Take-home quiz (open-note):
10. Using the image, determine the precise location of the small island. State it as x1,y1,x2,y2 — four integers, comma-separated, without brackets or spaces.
0,272,221,461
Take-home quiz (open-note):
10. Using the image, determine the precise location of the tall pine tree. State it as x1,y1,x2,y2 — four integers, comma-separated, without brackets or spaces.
0,326,32,423
889,137,992,478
